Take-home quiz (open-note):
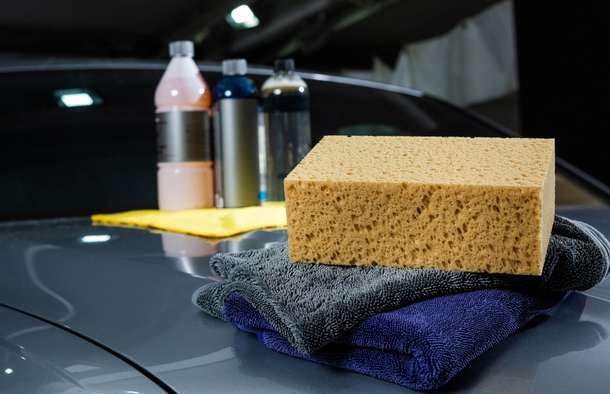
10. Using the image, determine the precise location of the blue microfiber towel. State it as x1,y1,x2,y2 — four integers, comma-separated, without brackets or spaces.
195,217,610,355
194,217,610,390
223,289,565,391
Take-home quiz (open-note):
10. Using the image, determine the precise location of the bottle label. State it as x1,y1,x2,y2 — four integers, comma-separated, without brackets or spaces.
213,99,260,208
156,110,211,162
262,110,311,201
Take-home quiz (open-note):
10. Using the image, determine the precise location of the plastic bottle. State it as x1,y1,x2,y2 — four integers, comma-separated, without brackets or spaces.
261,59,311,201
213,59,259,208
155,40,214,210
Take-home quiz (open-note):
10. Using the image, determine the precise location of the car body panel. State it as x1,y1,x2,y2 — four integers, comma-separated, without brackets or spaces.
0,207,609,393
0,305,165,394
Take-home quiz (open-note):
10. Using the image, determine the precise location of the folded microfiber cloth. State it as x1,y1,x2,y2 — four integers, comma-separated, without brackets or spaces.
194,216,610,355
223,289,565,391
91,202,286,238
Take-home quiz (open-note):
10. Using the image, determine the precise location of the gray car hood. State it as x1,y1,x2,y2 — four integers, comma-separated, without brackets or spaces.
0,207,609,393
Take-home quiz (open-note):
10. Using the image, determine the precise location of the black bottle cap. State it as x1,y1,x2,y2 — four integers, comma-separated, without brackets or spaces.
274,58,295,72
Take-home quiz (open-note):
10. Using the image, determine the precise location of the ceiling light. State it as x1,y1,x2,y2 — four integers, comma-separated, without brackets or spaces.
80,234,112,243
227,4,259,29
54,89,102,108
61,93,93,107
4,368,13,374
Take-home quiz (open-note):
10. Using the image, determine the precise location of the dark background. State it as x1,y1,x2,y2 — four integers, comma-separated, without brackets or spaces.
0,0,501,68
513,1,609,186
1,0,608,218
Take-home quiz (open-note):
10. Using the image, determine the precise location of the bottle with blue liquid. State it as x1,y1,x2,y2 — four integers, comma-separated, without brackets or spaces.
213,59,260,208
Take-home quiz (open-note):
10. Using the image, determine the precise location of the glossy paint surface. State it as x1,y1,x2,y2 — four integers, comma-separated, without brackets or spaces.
0,207,608,393
0,305,164,393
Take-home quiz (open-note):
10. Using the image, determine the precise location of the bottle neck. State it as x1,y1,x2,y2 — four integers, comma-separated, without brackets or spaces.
275,70,294,77
262,70,307,93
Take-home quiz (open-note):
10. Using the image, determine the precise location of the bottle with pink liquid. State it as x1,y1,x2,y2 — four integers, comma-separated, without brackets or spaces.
155,40,214,210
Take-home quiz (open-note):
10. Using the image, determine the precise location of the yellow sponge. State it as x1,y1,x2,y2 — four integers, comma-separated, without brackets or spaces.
285,136,555,275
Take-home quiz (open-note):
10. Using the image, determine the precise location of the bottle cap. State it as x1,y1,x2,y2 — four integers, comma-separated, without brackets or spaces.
274,58,295,72
222,59,248,75
169,41,194,57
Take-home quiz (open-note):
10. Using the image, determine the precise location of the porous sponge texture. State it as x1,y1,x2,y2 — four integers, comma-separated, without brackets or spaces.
285,136,555,275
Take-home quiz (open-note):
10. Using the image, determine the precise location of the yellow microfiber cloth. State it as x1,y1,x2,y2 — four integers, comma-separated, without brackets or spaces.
91,202,287,238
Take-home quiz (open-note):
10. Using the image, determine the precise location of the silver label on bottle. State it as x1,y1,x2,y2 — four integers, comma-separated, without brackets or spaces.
213,99,260,208
156,110,211,162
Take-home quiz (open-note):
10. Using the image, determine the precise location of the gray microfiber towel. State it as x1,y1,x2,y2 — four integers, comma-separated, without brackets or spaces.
193,216,610,355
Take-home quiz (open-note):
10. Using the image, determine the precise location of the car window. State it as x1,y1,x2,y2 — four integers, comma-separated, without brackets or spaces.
0,65,606,220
